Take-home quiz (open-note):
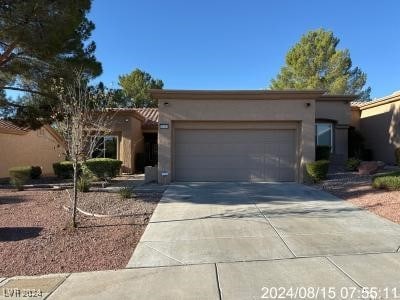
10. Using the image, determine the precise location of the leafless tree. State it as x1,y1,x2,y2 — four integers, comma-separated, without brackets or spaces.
51,69,116,228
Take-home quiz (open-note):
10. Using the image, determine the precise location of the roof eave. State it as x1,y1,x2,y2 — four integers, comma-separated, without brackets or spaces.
0,127,28,135
105,109,146,122
317,95,358,102
150,89,326,100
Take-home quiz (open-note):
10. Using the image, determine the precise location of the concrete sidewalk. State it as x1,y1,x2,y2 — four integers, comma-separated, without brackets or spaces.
1,253,400,299
1,183,400,299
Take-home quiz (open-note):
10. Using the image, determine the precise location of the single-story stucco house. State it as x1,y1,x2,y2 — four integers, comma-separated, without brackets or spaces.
150,89,355,184
3,89,397,183
0,120,64,178
351,91,400,164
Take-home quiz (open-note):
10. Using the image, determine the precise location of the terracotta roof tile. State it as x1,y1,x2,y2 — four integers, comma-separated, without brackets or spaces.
134,108,158,129
0,120,29,134
351,91,400,108
351,99,380,107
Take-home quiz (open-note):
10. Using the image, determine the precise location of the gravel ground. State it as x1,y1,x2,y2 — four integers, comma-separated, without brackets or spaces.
0,188,162,277
313,169,400,224
60,190,160,216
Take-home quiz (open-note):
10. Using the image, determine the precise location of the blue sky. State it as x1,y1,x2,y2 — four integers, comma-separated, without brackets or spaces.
89,0,399,99
15,0,400,100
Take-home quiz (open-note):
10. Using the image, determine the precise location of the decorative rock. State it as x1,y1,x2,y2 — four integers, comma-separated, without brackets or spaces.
358,161,383,175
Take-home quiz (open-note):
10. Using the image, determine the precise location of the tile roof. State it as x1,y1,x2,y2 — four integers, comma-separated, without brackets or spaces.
134,108,158,129
351,99,382,107
0,119,29,134
351,91,400,109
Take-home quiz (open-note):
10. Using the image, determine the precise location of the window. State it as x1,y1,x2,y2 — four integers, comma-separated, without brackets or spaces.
315,123,333,148
92,136,118,159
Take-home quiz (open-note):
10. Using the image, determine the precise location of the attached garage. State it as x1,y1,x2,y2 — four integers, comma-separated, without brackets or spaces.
151,89,352,184
174,124,298,182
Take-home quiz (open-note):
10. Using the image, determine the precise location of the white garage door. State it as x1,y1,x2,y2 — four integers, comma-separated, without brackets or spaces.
174,129,297,182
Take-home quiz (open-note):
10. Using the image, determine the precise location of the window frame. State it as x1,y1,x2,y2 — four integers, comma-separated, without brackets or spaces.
315,122,334,152
92,135,119,159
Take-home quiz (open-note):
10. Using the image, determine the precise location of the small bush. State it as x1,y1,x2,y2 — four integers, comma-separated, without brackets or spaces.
77,176,91,192
30,166,42,179
118,187,132,199
9,166,31,190
53,161,76,179
306,160,330,182
395,148,400,166
372,171,400,190
85,158,122,179
345,158,361,171
80,164,97,181
316,145,331,161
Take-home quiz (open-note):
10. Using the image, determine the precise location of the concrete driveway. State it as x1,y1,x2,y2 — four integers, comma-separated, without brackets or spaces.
128,182,400,267
41,183,400,300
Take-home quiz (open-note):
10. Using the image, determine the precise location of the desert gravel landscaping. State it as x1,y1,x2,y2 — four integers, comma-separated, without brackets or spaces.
0,187,162,277
314,169,400,224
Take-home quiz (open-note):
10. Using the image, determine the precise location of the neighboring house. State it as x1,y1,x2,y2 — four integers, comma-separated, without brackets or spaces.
152,90,355,183
99,108,158,173
0,120,64,178
351,91,400,164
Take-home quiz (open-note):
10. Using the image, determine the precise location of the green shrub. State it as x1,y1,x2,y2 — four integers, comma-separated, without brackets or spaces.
316,145,331,160
9,166,31,190
80,164,97,181
372,171,400,190
395,148,400,166
345,158,361,171
306,160,330,182
30,166,42,179
118,187,132,199
77,176,91,192
53,161,76,179
85,158,122,179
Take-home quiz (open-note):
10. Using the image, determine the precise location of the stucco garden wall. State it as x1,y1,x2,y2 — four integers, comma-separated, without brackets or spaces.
0,128,64,178
359,101,400,164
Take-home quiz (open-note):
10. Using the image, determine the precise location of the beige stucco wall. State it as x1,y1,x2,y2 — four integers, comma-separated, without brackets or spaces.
108,114,144,173
316,100,351,125
350,108,361,129
158,98,316,183
0,128,64,178
359,101,400,164
316,100,351,160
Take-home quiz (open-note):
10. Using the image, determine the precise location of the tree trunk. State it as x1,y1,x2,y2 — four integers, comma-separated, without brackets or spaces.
72,159,78,228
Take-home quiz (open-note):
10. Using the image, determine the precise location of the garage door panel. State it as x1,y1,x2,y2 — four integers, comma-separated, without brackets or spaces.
174,128,297,182
176,131,263,143
175,155,265,169
175,143,264,156
175,168,265,182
